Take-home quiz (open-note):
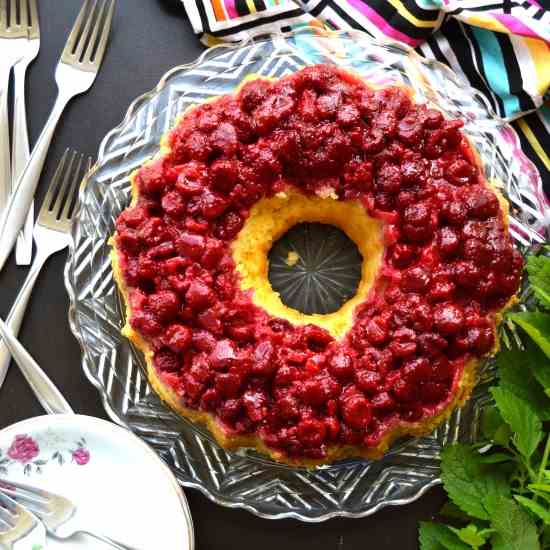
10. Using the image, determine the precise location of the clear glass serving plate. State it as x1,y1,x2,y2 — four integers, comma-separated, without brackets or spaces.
64,28,549,521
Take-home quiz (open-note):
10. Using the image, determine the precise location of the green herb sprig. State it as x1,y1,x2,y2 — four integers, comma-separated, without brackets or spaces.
419,251,550,550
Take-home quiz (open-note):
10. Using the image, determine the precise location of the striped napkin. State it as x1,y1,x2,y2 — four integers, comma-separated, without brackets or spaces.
180,0,549,195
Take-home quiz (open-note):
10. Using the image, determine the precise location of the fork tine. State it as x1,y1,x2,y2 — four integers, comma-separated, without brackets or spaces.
38,149,70,217
73,0,98,61
49,151,77,218
0,0,7,31
19,0,27,27
28,0,38,36
81,0,107,64
59,153,84,220
86,0,115,67
62,0,91,57
8,0,15,27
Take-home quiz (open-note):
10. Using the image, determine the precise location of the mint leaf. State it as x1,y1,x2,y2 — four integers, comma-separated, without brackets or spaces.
441,444,509,520
448,524,491,549
476,453,513,464
484,495,540,550
419,522,470,550
491,387,543,459
440,502,473,522
526,254,550,309
515,495,550,525
496,339,550,420
482,406,505,439
509,312,550,360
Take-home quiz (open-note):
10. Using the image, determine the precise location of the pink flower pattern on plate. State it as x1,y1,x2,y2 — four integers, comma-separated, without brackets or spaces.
0,435,90,475
72,447,90,466
7,435,39,464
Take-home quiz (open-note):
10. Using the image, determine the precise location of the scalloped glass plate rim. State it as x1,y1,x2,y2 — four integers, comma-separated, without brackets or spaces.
64,27,545,521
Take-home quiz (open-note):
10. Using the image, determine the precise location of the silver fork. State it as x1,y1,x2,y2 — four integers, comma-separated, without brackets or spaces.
0,0,116,271
0,0,28,217
13,0,40,266
0,150,91,395
0,490,46,549
0,479,139,550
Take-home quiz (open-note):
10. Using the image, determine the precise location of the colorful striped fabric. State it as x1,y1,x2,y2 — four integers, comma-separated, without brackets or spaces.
180,0,550,195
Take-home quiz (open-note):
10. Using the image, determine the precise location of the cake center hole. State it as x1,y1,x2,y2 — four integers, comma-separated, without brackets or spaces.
268,223,363,315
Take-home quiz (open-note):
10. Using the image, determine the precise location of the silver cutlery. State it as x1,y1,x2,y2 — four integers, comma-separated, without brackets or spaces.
0,317,73,414
0,0,116,271
0,478,139,550
0,149,90,392
12,0,40,266
0,485,46,549
0,0,29,217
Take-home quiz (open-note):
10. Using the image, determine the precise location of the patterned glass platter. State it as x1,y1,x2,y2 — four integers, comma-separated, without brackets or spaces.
65,28,548,521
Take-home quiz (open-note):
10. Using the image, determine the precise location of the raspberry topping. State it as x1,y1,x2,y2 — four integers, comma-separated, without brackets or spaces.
114,64,522,461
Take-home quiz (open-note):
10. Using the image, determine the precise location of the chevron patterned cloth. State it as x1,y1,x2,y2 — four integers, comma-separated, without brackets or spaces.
180,0,550,196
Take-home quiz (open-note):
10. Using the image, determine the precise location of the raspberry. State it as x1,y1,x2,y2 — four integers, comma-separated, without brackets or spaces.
185,280,215,311
296,418,327,447
391,243,417,268
165,324,192,352
154,349,180,372
161,191,186,217
438,227,460,257
177,232,205,260
434,303,465,335
242,390,268,423
328,352,354,380
342,395,372,429
276,395,300,420
376,163,401,194
209,339,238,370
446,159,477,185
147,290,180,322
215,371,242,398
365,316,389,346
355,370,382,394
466,186,499,219
401,266,431,293
252,341,277,376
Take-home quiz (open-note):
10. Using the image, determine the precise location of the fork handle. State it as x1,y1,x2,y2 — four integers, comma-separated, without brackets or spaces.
0,317,74,415
0,65,11,219
13,60,34,266
0,254,47,390
0,92,71,272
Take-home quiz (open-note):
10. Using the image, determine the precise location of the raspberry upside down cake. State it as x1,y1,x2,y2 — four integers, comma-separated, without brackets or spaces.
111,64,522,467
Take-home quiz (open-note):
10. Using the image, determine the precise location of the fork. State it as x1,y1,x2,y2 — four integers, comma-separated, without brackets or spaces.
0,478,139,550
0,487,46,549
0,149,90,395
0,0,116,271
0,0,28,216
12,0,40,266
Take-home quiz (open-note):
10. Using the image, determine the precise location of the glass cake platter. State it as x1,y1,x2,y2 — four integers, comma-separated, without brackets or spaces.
64,28,549,521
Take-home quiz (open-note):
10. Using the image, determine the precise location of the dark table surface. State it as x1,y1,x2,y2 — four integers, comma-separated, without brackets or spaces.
0,0,446,547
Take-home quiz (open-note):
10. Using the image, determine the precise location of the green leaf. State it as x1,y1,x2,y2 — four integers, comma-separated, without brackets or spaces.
515,495,550,525
476,453,513,464
448,524,490,549
526,254,550,309
482,406,506,439
529,484,550,493
440,502,473,522
509,312,550,360
441,444,509,521
496,339,550,420
491,387,543,459
484,495,540,550
418,522,471,550
542,525,550,549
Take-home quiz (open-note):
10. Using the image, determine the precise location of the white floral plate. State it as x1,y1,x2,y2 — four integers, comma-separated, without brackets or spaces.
0,415,194,550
